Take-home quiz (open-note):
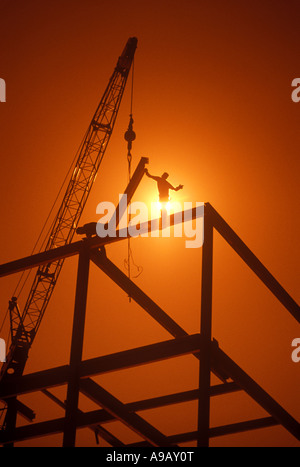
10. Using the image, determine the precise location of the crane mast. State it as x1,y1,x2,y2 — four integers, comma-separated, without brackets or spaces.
0,37,137,385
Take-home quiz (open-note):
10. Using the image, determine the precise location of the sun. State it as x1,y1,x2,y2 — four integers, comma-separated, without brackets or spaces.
157,200,171,214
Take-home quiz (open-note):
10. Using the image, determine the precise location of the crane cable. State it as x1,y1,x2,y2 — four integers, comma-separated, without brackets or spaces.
124,58,143,301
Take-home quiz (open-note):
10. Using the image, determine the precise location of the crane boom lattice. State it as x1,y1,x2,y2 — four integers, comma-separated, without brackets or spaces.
1,37,137,382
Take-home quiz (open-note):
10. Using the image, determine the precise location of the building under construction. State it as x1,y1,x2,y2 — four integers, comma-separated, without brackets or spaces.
0,38,299,448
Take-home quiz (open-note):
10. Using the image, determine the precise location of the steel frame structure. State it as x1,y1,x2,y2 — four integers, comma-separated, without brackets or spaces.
0,159,299,447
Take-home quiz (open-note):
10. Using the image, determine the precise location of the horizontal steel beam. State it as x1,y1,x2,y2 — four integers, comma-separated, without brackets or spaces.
0,334,202,399
125,382,241,412
43,382,240,417
1,412,278,446
0,239,83,278
209,416,279,439
0,417,65,445
0,413,279,446
0,206,202,278
1,202,297,326
127,416,280,446
0,364,69,400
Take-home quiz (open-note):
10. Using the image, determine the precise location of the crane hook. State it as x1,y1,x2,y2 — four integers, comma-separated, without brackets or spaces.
124,114,136,164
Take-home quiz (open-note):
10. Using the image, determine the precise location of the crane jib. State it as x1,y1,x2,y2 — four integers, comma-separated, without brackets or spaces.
0,38,138,388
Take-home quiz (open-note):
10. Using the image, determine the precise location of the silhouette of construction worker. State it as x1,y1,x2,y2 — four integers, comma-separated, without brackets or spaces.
145,169,183,202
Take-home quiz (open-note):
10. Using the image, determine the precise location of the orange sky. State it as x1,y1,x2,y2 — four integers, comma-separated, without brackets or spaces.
0,0,299,447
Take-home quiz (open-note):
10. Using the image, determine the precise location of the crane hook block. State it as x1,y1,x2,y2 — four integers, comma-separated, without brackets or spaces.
124,115,136,143
124,128,136,143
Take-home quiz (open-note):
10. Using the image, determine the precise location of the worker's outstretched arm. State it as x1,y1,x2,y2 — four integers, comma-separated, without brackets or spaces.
145,169,159,181
170,184,184,191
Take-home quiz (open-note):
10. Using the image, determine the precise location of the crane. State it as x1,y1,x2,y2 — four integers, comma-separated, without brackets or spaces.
0,37,137,432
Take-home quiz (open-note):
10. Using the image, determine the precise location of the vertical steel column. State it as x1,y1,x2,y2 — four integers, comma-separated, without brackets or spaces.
197,205,213,447
63,243,90,447
2,398,17,448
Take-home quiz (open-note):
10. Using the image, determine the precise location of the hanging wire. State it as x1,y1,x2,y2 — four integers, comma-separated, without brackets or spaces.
130,56,134,117
124,246,143,279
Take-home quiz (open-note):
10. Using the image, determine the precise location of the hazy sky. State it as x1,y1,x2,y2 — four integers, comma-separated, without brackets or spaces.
0,0,299,447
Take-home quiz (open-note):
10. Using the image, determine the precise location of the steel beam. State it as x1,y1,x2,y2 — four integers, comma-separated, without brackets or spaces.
211,345,300,441
114,157,149,228
2,334,298,444
0,334,202,399
91,250,228,384
2,398,17,448
125,382,241,412
63,244,90,447
197,208,214,447
0,407,279,446
41,389,124,447
0,207,203,279
0,203,297,325
91,249,188,338
0,416,65,445
0,364,69,399
130,416,279,446
207,203,300,323
80,378,171,447
0,201,299,447
2,337,298,445
76,157,149,238
209,416,279,439
0,239,84,279
15,400,35,423
80,333,202,378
